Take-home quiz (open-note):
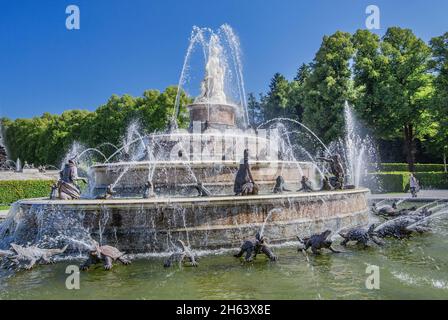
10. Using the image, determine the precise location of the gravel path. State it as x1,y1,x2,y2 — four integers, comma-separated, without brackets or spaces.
368,189,448,201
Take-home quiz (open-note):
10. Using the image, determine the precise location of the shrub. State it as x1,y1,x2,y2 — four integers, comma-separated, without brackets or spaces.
414,172,448,190
367,172,410,193
379,163,446,172
0,180,54,205
367,172,448,193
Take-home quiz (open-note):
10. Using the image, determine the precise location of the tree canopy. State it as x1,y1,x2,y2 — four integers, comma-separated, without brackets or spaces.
352,27,434,171
248,27,446,168
2,27,447,169
429,32,448,161
302,31,355,143
1,86,190,166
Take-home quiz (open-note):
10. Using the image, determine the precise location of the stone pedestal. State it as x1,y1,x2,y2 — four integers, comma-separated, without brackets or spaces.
188,103,236,131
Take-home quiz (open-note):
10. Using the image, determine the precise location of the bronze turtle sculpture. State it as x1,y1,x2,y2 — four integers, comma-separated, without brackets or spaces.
80,242,131,271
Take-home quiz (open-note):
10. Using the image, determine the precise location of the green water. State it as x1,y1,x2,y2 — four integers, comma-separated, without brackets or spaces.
1,211,448,300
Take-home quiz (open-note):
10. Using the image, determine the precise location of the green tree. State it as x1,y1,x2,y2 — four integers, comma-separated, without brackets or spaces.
429,32,448,170
262,73,291,120
302,31,355,143
86,94,140,148
247,93,264,127
352,27,434,171
288,63,311,122
1,86,191,166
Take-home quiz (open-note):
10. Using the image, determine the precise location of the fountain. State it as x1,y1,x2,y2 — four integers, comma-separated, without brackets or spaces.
0,25,370,254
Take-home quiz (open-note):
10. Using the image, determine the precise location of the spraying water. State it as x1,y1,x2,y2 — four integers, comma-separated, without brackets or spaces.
172,24,249,129
328,101,379,188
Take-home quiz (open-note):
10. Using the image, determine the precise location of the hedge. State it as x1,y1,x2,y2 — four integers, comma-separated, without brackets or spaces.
378,163,446,173
415,172,448,190
367,172,448,193
0,180,54,205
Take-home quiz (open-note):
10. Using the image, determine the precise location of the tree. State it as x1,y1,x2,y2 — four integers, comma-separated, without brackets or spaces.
288,63,311,122
86,94,140,148
302,31,355,143
430,32,448,171
1,86,192,166
261,73,291,121
352,27,433,172
247,93,264,127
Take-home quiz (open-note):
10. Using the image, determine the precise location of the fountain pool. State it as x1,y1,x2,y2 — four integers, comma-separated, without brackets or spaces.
0,24,370,255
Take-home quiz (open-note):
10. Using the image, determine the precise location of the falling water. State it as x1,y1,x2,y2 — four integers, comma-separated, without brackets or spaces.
339,101,379,187
172,26,207,129
172,24,249,129
258,118,331,155
343,102,364,186
76,148,108,163
259,208,282,237
221,24,249,126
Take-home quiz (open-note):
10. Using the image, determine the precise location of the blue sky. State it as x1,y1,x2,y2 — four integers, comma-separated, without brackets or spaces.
1,0,447,119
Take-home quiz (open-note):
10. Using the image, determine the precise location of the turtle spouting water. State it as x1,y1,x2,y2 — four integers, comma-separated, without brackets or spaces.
80,241,131,271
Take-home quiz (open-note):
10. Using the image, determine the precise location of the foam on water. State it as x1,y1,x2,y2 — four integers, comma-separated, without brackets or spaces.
391,271,448,290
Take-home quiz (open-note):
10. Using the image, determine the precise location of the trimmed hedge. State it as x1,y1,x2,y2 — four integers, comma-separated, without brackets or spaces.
367,172,409,193
368,172,448,193
379,163,446,173
415,172,448,190
0,180,54,205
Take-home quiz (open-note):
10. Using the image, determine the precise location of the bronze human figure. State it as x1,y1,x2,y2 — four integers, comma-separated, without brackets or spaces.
317,154,345,189
234,149,258,196
56,159,87,200
297,176,314,192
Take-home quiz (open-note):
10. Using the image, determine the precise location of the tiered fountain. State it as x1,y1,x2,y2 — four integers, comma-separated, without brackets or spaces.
0,25,370,253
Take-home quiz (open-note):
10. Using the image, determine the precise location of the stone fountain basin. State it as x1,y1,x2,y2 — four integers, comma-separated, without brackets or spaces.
89,160,317,197
15,188,370,253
